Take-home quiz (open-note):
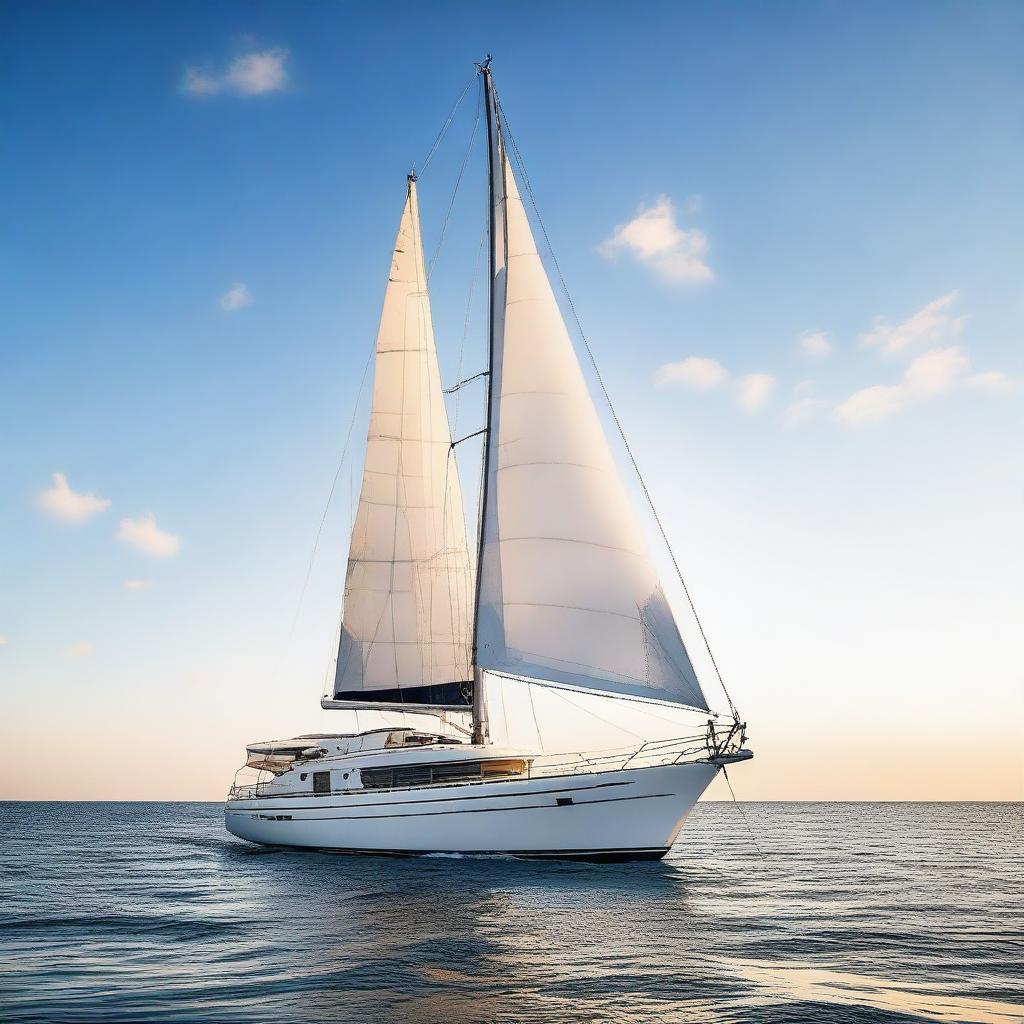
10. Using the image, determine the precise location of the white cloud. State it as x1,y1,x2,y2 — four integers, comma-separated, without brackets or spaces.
219,282,252,312
736,373,777,412
859,290,966,358
903,346,969,397
794,379,815,395
35,473,111,523
599,196,713,285
800,331,832,359
0,635,7,647
836,346,969,425
968,371,1014,395
123,579,153,591
181,48,288,98
225,50,288,95
180,67,221,96
785,397,829,426
836,384,906,424
117,514,181,558
66,642,95,658
654,356,728,391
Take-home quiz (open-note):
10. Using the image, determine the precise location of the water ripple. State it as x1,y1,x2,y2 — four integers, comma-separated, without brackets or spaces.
0,801,1020,1023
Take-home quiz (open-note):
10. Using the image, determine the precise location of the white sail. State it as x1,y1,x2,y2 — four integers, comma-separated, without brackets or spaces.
475,136,708,711
332,178,474,708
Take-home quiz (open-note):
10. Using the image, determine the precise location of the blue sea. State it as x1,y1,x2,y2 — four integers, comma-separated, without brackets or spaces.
1,802,1020,1023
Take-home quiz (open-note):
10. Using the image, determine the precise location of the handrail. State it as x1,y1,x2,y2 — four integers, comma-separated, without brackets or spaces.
227,722,745,801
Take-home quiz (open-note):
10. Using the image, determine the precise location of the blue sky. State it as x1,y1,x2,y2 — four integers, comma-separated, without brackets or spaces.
2,1,1021,798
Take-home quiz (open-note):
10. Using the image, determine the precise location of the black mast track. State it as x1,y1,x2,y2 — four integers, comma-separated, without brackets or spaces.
471,56,497,746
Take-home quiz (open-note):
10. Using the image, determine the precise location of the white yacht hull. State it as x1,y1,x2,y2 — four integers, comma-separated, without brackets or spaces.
225,760,719,861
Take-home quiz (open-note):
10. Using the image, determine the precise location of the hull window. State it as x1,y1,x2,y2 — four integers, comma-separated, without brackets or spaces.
313,771,331,795
361,758,527,790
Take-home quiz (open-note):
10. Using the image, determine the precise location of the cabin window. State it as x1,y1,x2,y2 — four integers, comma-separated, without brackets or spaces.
360,758,527,791
312,771,331,795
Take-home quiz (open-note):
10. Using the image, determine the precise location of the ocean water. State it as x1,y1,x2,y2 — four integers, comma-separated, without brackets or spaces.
0,802,1020,1024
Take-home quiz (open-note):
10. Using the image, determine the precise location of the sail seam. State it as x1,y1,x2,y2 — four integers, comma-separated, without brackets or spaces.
494,535,645,557
499,601,646,621
495,461,608,471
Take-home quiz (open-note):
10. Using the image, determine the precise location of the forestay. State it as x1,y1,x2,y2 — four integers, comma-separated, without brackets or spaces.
331,178,474,709
474,126,708,711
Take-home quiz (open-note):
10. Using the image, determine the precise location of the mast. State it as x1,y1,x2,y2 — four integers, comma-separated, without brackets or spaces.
471,56,498,745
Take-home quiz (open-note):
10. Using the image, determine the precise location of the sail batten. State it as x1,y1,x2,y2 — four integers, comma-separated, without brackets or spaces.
474,106,709,712
332,178,474,710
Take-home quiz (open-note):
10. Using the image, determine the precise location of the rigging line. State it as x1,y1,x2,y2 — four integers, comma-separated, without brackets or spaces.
496,99,740,722
526,678,544,750
418,74,476,178
450,220,489,436
546,685,646,741
289,341,375,642
451,427,487,446
427,79,483,281
442,217,490,659
442,369,489,394
440,447,458,679
722,766,768,866
439,230,487,687
323,597,345,700
437,208,478,682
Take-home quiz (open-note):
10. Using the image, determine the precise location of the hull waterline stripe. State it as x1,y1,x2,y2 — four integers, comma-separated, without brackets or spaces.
227,778,632,813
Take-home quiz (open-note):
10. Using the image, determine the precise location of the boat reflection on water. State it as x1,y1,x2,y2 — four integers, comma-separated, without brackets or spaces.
213,801,1020,1024
2,801,1020,1024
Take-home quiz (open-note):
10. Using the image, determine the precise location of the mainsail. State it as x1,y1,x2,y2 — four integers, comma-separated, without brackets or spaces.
474,82,709,712
330,177,474,710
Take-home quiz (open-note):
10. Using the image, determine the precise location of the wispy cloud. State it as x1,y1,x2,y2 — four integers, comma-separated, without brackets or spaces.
736,373,777,412
785,397,829,426
35,473,111,523
655,358,776,414
599,196,712,285
219,282,252,312
117,514,181,558
181,48,288,98
800,331,832,359
66,642,95,658
0,635,8,647
860,290,966,358
968,371,1015,395
836,346,969,425
654,356,727,390
123,579,153,591
180,67,221,97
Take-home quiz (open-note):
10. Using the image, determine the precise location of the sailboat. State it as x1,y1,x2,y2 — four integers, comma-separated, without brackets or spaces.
224,60,751,861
